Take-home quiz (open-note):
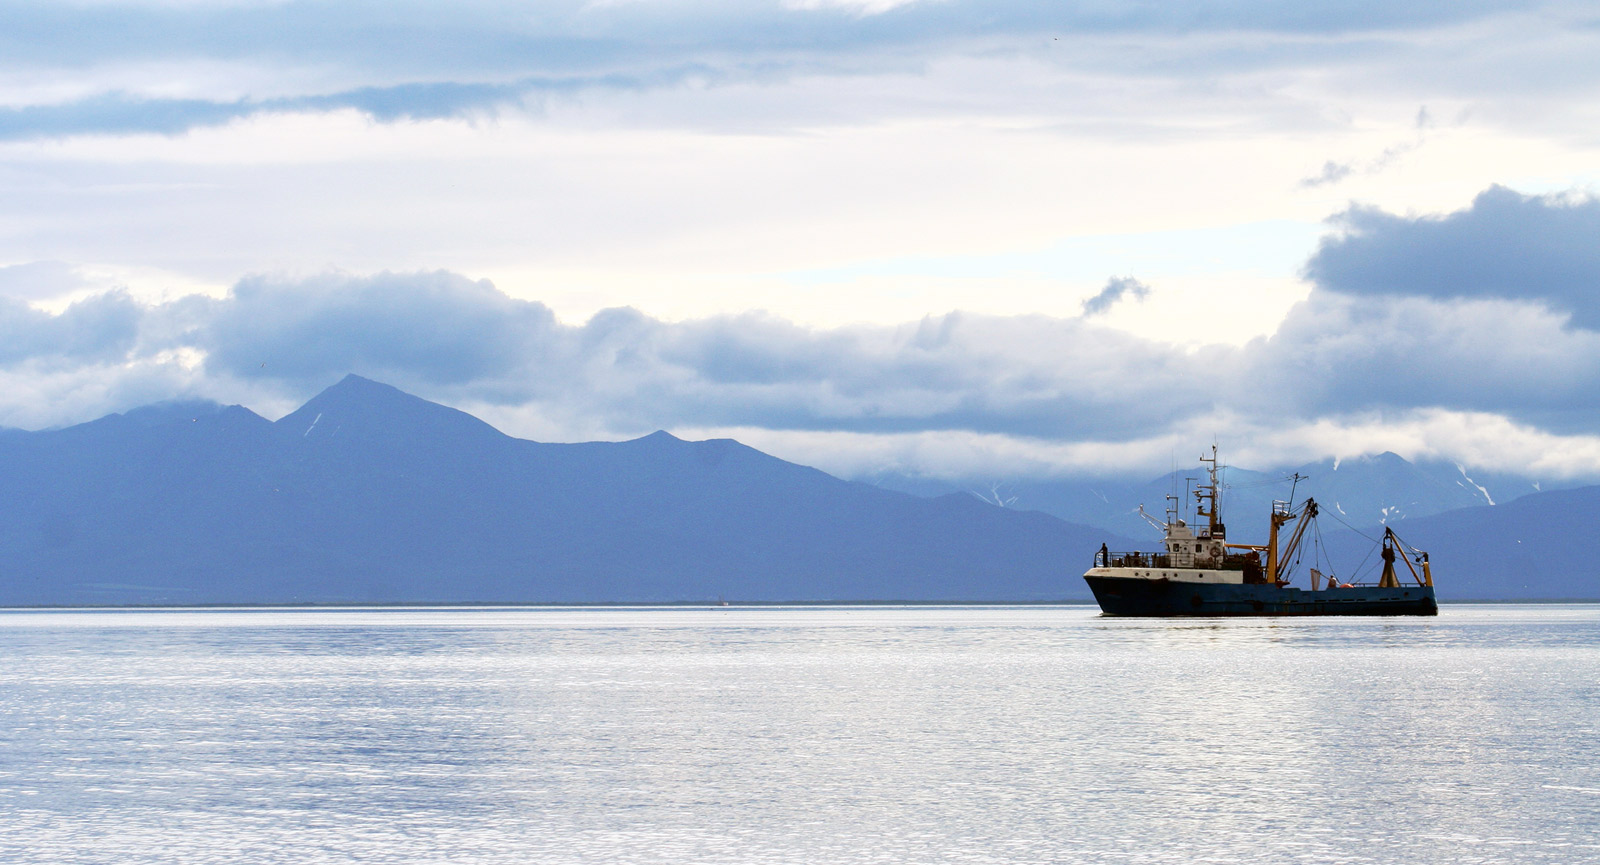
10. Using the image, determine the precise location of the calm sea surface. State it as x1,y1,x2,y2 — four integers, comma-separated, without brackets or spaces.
2,605,1598,864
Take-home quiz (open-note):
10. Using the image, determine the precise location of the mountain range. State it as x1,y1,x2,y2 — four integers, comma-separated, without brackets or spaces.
1,375,1594,604
865,455,1600,600
863,454,1559,543
0,375,1134,605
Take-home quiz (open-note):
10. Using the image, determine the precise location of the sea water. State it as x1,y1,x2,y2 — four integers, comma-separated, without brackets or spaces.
1,605,1597,864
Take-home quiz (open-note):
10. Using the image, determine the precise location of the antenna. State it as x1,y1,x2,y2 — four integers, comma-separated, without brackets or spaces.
1196,445,1224,540
1169,449,1179,515
1287,472,1306,509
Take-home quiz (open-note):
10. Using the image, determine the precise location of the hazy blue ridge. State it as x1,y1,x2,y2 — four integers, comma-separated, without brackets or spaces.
866,454,1597,600
1315,485,1600,600
4,374,1586,604
0,375,1135,605
866,452,1553,542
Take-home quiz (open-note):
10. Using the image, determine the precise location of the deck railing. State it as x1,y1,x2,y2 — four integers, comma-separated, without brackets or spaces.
1096,551,1168,568
1093,550,1255,570
1092,548,1414,589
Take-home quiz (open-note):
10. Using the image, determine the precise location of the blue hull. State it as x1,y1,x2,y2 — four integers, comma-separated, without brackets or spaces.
1085,576,1438,617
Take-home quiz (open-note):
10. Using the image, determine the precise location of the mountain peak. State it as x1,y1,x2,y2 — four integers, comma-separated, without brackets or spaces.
62,398,243,437
276,375,507,445
119,399,231,427
324,373,405,399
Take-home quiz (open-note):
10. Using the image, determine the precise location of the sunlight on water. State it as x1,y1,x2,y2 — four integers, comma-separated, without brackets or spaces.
2,605,1598,864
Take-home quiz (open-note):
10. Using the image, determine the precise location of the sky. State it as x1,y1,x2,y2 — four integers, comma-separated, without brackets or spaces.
2,0,1600,481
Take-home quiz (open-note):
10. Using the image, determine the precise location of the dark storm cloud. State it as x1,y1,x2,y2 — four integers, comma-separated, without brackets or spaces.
0,0,1550,140
1304,186,1600,329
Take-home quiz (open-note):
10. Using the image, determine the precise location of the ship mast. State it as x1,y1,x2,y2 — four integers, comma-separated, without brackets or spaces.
1195,445,1224,540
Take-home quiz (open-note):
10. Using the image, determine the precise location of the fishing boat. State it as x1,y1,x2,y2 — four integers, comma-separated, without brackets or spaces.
1083,448,1438,616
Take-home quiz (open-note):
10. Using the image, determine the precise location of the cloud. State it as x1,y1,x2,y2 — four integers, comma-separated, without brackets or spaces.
1299,108,1431,188
782,0,929,15
1243,290,1600,433
1080,276,1151,316
674,408,1600,482
0,271,1209,438
1304,185,1600,328
2,247,1600,478
0,290,142,366
0,73,717,141
0,93,249,142
1299,160,1353,188
194,270,560,386
0,261,87,301
0,1,1573,139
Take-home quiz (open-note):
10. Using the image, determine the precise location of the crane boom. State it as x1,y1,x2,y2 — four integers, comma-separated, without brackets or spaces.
1274,498,1319,581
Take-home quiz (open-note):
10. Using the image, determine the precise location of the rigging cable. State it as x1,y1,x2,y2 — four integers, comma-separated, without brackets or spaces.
1317,504,1392,581
1224,475,1299,490
1311,518,1331,581
1346,538,1382,583
1388,529,1428,562
1322,508,1382,544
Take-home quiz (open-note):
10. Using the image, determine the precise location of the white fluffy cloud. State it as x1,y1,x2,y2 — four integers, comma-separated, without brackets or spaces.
5,208,1600,481
3,3,1599,484
3,0,1599,337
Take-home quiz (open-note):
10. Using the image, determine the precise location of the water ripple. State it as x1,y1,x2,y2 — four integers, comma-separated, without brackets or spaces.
1,605,1597,863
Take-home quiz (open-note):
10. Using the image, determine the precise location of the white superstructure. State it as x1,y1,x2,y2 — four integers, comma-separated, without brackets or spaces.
1084,446,1273,586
